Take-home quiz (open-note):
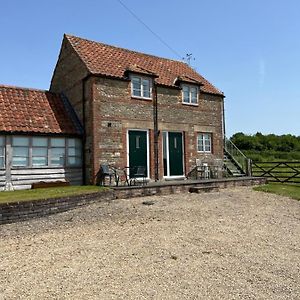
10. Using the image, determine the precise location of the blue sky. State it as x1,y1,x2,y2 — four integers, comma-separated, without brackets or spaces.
1,0,299,137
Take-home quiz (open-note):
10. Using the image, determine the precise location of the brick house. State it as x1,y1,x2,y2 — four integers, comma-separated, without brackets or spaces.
0,85,83,191
50,34,225,184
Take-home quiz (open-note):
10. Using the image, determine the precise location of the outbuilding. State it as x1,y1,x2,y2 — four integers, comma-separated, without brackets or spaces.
0,85,83,190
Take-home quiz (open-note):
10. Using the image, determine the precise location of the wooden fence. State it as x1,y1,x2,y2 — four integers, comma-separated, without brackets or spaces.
251,161,300,184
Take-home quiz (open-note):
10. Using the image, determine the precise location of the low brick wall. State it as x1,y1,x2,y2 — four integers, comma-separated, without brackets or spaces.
113,177,267,199
0,190,116,225
0,177,266,225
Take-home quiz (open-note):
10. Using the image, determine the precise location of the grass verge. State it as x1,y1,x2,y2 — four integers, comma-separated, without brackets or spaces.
0,186,107,204
254,183,300,200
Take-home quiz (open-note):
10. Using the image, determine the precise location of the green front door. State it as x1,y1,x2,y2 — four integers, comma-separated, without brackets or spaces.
128,130,148,178
168,132,184,176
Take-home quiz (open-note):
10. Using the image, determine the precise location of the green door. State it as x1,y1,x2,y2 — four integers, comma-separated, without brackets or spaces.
128,130,147,178
168,132,184,176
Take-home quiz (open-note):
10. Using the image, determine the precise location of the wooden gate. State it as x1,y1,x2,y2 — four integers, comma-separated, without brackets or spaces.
252,161,300,184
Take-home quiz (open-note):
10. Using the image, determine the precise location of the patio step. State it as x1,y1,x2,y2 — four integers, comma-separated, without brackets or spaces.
189,186,219,193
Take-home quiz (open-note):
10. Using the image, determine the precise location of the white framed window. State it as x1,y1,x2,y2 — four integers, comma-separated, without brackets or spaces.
182,84,198,105
12,137,30,167
197,133,212,153
0,136,5,168
67,138,82,166
10,136,82,168
32,137,48,166
50,138,65,167
131,75,152,99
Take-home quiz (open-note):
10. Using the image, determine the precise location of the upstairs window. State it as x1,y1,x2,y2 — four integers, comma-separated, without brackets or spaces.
131,75,152,99
0,136,5,168
182,84,198,105
197,133,212,153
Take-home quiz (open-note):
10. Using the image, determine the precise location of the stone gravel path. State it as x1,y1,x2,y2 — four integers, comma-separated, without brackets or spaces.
0,187,299,299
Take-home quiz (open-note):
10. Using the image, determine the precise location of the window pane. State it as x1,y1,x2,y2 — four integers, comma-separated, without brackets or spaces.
132,77,141,97
142,79,150,98
51,138,65,147
191,87,198,103
51,147,65,156
183,86,190,102
51,157,65,166
75,139,81,148
12,157,29,167
32,157,47,167
0,137,4,146
68,156,82,166
197,134,204,152
68,147,81,156
142,79,149,88
13,137,29,146
183,86,189,93
198,142,204,152
132,77,140,85
143,89,150,98
13,147,29,156
0,147,4,156
32,147,48,156
0,157,3,168
133,88,141,97
68,138,76,147
32,137,48,147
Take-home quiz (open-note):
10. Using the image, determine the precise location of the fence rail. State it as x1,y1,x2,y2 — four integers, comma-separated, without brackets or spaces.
252,161,300,184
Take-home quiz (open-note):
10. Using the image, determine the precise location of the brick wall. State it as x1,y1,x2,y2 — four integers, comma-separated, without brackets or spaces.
49,36,94,184
91,77,224,182
49,38,224,184
50,36,88,123
0,177,266,225
0,190,115,225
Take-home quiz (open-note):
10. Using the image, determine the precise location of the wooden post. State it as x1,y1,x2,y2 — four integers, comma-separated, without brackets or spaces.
5,136,14,191
246,158,252,177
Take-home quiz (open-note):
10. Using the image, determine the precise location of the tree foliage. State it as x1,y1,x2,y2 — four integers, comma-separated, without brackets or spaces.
231,132,300,153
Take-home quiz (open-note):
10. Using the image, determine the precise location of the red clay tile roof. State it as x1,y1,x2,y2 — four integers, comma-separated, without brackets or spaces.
65,35,224,96
0,85,81,135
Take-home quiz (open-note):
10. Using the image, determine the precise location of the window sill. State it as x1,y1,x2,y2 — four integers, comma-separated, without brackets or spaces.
182,102,198,107
197,151,212,154
131,96,152,101
163,175,185,180
11,165,82,169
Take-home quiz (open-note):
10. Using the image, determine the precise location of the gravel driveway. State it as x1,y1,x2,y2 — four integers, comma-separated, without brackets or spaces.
0,187,299,300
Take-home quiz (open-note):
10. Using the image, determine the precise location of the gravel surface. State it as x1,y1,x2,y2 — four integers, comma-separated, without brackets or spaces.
0,187,300,300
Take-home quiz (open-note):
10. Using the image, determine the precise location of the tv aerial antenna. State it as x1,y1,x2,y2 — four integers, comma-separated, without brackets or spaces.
183,53,195,66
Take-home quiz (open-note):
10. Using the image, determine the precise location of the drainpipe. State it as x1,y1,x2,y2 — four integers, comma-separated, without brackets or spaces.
153,81,159,181
81,76,89,185
222,96,226,147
